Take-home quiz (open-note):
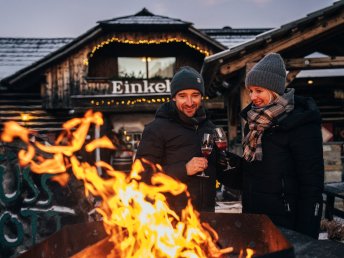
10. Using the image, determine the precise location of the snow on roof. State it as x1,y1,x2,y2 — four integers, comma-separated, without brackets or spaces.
200,28,270,49
98,8,190,26
0,28,261,81
0,38,73,80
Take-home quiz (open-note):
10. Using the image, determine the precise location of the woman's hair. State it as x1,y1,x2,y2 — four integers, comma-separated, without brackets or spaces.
268,89,279,104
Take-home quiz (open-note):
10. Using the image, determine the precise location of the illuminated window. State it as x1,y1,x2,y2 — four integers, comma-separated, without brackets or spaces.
118,57,175,79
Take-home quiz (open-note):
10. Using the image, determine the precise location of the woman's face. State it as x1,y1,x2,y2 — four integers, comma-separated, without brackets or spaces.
247,86,275,107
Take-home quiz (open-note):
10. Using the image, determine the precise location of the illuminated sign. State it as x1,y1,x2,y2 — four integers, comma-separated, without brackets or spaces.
112,79,171,95
86,79,171,96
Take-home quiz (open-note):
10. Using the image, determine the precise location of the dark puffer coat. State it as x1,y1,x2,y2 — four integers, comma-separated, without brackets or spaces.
239,95,324,238
136,101,226,213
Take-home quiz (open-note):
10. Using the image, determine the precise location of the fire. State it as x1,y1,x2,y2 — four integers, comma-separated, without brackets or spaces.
1,110,254,258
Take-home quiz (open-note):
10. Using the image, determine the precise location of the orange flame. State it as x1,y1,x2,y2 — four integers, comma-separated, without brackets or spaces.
1,110,254,257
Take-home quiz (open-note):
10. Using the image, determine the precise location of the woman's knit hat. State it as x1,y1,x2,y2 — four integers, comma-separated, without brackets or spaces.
245,53,286,95
170,66,205,97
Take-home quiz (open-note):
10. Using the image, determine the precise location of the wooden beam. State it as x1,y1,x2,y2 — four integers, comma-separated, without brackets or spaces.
285,56,344,70
286,70,300,86
220,9,344,75
241,65,252,111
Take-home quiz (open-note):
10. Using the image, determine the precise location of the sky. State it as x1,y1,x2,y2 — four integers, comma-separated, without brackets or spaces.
0,0,339,38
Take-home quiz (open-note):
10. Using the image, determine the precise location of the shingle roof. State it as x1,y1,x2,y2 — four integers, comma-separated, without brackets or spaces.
0,28,267,82
0,8,268,84
204,1,344,66
98,8,191,26
201,0,344,95
200,28,270,49
0,38,73,80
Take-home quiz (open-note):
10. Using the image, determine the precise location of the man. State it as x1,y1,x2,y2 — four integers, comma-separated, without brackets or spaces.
136,66,231,213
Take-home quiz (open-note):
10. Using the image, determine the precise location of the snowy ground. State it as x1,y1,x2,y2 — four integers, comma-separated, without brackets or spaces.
215,200,344,242
215,201,242,213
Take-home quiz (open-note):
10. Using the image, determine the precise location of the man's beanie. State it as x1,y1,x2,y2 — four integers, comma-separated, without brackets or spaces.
245,53,286,95
170,66,205,97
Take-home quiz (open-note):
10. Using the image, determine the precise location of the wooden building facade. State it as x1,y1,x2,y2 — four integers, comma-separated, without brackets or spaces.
0,9,270,166
1,9,228,162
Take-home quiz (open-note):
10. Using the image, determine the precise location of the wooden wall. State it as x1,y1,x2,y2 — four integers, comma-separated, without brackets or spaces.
42,32,216,109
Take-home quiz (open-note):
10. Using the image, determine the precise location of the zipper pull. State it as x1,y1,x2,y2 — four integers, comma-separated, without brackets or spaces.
284,201,291,212
314,202,320,216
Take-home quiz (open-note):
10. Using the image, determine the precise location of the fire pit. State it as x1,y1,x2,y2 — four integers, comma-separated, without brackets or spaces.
18,213,294,258
2,112,294,257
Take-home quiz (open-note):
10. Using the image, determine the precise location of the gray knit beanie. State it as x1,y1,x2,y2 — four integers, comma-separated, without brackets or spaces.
170,66,205,97
245,53,286,95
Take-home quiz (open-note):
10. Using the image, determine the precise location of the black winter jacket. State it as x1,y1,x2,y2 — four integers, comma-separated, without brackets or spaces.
238,95,324,238
136,101,226,213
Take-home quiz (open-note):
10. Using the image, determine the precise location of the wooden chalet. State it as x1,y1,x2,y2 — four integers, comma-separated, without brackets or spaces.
0,8,268,164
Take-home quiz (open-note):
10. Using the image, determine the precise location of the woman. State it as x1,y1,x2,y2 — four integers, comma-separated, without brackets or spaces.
224,53,324,238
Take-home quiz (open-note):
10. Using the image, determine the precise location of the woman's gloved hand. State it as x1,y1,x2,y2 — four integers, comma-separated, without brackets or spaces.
218,150,241,170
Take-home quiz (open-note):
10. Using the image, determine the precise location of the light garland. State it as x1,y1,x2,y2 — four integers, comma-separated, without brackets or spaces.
83,37,210,65
88,96,209,107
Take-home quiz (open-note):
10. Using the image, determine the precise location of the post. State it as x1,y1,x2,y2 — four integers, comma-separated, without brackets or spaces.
94,124,102,175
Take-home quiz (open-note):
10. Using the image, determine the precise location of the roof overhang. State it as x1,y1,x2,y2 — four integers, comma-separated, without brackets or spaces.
201,1,344,97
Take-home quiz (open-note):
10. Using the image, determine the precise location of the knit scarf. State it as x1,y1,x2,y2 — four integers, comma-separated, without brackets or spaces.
242,89,295,162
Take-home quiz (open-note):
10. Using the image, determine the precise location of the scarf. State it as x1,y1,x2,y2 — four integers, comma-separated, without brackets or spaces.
242,88,295,162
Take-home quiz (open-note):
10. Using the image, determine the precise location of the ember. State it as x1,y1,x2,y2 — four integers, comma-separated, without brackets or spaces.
1,110,252,258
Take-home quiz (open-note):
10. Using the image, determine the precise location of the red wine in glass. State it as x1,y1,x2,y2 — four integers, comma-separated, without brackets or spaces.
215,140,227,151
197,133,213,178
201,147,212,158
214,128,235,170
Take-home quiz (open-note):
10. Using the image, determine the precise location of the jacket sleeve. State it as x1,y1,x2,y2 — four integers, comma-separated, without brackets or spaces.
216,150,243,190
135,124,189,182
290,122,324,238
136,123,164,165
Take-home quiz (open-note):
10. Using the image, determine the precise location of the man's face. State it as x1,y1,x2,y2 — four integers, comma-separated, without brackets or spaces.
173,89,202,117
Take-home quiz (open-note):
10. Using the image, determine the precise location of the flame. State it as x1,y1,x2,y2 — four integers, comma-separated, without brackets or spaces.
1,110,254,258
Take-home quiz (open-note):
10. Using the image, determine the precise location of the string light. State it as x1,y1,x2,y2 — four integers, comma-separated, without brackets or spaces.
83,37,210,65
87,96,211,107
20,113,31,122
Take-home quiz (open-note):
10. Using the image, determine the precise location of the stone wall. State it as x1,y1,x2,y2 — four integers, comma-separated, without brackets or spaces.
324,143,343,183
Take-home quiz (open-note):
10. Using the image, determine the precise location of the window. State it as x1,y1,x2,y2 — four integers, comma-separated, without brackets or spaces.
118,57,175,79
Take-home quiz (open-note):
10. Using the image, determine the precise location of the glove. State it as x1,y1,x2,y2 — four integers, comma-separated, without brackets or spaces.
216,150,243,190
218,150,241,170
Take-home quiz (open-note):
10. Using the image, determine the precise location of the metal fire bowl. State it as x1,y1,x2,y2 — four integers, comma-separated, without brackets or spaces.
200,212,294,258
18,213,294,258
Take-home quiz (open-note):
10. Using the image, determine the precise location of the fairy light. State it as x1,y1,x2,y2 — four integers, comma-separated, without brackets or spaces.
20,113,31,122
87,96,207,107
83,37,210,65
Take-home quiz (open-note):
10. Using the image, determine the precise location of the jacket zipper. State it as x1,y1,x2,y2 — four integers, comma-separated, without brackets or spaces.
281,178,291,212
195,124,203,209
314,202,320,216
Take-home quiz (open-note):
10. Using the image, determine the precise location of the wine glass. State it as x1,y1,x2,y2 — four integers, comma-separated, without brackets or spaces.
197,133,213,178
214,127,234,170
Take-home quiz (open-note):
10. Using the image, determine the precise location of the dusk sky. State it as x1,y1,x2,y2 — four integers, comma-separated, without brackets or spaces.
0,0,338,37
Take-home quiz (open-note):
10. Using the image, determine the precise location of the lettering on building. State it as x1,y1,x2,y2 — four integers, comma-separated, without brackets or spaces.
86,79,171,96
